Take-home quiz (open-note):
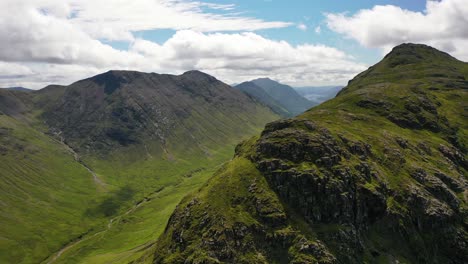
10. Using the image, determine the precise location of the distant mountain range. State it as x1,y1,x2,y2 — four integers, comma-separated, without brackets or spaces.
235,78,314,117
294,85,343,105
3,86,32,92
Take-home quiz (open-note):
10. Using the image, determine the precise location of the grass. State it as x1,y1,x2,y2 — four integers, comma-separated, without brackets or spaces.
0,108,271,264
0,115,102,264
50,162,227,264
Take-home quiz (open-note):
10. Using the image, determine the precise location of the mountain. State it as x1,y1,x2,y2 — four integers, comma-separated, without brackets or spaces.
294,86,343,105
235,78,314,117
3,86,32,92
0,70,279,263
235,81,290,117
152,44,468,263
39,70,277,156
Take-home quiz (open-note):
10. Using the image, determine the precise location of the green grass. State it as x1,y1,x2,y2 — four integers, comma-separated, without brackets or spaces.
0,110,271,264
50,161,227,264
0,115,102,264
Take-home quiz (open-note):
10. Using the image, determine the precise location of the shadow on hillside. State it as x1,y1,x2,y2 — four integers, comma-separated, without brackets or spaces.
85,186,135,217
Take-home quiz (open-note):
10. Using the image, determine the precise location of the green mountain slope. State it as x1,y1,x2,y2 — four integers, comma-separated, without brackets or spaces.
235,81,290,117
251,78,314,116
152,44,468,264
0,71,279,263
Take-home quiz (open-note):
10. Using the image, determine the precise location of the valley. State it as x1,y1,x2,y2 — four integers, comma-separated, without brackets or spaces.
0,71,279,263
1,44,466,264
2,1,468,263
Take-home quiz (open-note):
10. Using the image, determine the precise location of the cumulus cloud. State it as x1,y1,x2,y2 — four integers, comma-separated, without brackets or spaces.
325,0,468,60
69,0,292,41
130,31,367,86
297,23,308,31
0,62,34,81
0,0,366,89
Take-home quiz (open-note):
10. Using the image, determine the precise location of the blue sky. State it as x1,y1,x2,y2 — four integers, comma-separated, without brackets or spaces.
1,0,467,89
125,0,427,64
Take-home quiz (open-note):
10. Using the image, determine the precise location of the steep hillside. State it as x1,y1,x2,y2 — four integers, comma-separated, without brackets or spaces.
235,81,290,117
0,71,279,264
0,89,32,116
251,78,314,116
153,44,468,264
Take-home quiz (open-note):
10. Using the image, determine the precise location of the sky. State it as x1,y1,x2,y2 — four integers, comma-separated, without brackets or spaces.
1,0,468,89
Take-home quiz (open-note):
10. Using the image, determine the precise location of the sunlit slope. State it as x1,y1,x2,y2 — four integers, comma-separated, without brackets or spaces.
153,44,468,264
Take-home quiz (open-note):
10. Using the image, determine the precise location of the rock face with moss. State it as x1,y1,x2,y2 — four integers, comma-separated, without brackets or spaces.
153,44,468,263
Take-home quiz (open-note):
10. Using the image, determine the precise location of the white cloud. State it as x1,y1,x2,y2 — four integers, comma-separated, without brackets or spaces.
314,26,321,34
0,62,35,83
0,1,145,66
297,23,307,31
0,0,366,89
69,0,292,41
131,31,366,86
325,0,468,60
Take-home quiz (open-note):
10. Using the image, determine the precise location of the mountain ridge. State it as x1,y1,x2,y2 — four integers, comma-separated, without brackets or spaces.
152,43,468,264
235,78,314,117
235,81,291,117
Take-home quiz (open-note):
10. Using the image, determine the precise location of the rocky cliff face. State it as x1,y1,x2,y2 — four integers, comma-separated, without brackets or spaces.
152,44,468,264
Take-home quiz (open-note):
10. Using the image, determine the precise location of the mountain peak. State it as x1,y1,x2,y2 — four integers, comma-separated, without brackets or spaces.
77,70,147,94
251,77,277,84
181,70,218,83
383,43,457,66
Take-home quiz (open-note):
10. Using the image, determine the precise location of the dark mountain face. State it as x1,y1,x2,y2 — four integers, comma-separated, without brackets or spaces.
0,89,32,116
153,44,468,264
39,70,277,157
235,78,314,117
235,81,290,117
251,78,314,116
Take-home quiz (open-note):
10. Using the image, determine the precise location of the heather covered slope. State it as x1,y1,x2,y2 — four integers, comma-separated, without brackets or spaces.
0,71,279,263
152,44,468,264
